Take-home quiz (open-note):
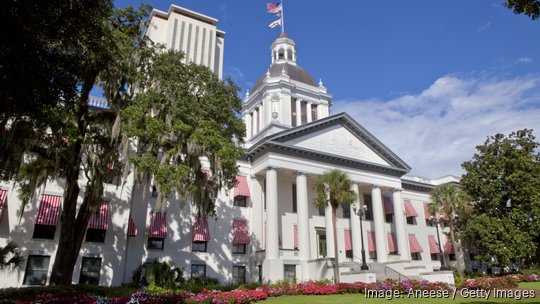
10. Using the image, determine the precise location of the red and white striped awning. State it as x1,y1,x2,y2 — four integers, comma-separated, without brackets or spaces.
428,235,440,254
234,176,250,198
383,197,394,214
35,194,62,226
367,232,376,252
149,212,167,239
404,200,418,217
387,233,397,253
193,218,210,242
424,203,432,220
444,239,454,254
293,225,298,249
344,229,352,251
232,220,250,244
127,216,138,237
408,234,423,253
0,190,7,209
88,201,109,230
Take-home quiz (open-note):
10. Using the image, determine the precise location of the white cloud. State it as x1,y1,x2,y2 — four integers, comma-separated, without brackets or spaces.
333,74,540,179
477,21,492,32
517,57,533,64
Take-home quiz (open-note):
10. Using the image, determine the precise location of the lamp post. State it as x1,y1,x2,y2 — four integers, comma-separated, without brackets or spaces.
353,204,369,270
431,215,448,271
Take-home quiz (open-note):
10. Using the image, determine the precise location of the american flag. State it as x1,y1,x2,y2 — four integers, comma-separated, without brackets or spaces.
267,2,282,14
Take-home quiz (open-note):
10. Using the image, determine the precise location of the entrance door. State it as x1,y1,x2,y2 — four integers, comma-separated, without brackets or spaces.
317,231,327,258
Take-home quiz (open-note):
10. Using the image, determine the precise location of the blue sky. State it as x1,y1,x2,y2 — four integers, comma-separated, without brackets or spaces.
116,0,540,179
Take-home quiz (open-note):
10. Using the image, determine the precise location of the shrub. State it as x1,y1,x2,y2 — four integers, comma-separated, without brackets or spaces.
132,261,184,290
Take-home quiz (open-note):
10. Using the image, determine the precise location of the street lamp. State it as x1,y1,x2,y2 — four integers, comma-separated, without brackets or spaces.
353,204,369,271
431,215,448,271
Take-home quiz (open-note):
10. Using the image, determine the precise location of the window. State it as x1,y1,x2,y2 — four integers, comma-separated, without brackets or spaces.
369,251,377,260
311,104,318,121
191,263,206,279
291,98,297,127
292,184,297,213
448,254,456,261
151,185,158,197
363,195,374,220
85,228,106,243
318,205,325,216
346,250,353,259
79,257,101,285
284,264,296,282
258,265,263,284
32,224,56,240
411,252,422,261
300,101,307,124
23,255,50,285
426,218,433,226
385,214,394,223
431,253,439,261
342,203,351,218
406,217,416,225
232,266,246,284
192,241,207,252
147,237,164,250
234,196,247,207
263,180,266,211
233,244,246,254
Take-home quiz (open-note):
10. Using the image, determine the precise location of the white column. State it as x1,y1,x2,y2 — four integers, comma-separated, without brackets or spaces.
325,204,335,258
259,104,264,131
306,102,312,123
372,185,388,263
350,184,362,263
253,109,258,135
265,167,279,260
295,98,302,126
393,189,409,260
296,172,311,261
245,113,252,139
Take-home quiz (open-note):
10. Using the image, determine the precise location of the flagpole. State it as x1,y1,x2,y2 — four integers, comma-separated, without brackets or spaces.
281,0,285,33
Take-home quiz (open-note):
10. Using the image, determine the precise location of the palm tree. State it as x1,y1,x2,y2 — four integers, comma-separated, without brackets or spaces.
0,241,25,271
429,183,471,277
313,169,357,283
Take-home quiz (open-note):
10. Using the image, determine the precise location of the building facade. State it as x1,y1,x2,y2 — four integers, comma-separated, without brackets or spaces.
0,5,461,288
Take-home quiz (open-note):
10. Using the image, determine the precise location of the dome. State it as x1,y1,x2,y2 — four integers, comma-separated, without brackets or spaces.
251,62,316,93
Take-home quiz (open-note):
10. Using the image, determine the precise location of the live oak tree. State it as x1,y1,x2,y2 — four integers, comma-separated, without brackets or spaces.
505,0,540,20
123,50,245,217
460,129,540,267
313,170,356,283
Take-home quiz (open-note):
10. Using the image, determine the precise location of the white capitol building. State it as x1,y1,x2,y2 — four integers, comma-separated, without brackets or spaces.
0,4,462,287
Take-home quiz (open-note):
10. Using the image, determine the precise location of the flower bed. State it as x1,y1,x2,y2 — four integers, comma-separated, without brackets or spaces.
462,273,539,290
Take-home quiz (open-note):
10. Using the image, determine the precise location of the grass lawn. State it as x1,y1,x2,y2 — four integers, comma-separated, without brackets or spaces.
520,282,540,290
263,293,540,303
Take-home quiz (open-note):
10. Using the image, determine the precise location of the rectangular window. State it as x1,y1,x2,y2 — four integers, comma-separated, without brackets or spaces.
284,264,296,282
233,244,246,254
232,266,246,285
292,184,297,213
23,255,50,285
311,104,318,120
364,195,374,220
448,254,456,261
369,251,377,260
318,205,325,216
431,253,439,261
385,214,394,223
426,218,433,226
342,202,351,218
291,98,297,127
32,224,56,240
234,196,247,207
301,101,307,124
192,241,207,252
147,237,164,250
346,250,353,259
263,180,266,211
411,252,422,261
85,228,106,243
191,264,206,279
79,257,101,285
406,217,416,225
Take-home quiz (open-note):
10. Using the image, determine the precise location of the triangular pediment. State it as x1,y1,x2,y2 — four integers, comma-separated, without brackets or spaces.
247,113,411,175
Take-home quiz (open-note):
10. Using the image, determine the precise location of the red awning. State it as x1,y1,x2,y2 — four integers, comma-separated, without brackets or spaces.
424,203,432,220
293,225,298,249
344,229,352,251
232,220,250,244
404,200,418,217
428,235,440,253
408,234,423,253
36,194,62,226
193,217,210,242
367,232,376,252
88,201,109,230
149,212,167,239
234,176,250,198
128,216,138,237
383,197,394,214
444,239,454,254
387,233,397,253
0,189,7,209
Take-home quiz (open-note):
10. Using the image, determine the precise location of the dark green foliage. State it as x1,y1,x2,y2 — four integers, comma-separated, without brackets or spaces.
132,261,185,290
0,241,24,271
0,284,137,303
461,129,540,266
505,0,540,20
